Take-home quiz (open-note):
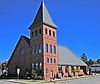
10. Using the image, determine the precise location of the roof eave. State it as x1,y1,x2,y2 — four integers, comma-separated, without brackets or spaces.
43,22,57,29
58,63,87,66
28,22,57,30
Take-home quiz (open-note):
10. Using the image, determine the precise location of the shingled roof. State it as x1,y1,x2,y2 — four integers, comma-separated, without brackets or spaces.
22,35,30,45
29,1,57,29
7,35,30,66
58,45,87,66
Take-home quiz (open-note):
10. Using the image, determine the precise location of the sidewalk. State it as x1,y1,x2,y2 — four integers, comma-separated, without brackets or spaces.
6,75,99,84
6,79,44,84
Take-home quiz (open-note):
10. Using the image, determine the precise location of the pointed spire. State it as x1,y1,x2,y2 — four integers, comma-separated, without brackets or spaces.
29,1,57,29
42,0,44,2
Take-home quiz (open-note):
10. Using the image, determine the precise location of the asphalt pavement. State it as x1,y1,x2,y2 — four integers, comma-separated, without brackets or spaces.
0,75,100,84
0,80,19,84
56,75,100,84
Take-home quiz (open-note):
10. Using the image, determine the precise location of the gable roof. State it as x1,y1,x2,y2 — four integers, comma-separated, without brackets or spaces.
22,35,30,45
7,35,30,66
29,1,57,29
58,45,87,66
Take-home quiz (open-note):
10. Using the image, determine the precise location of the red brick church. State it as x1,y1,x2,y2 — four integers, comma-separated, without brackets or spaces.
8,1,87,80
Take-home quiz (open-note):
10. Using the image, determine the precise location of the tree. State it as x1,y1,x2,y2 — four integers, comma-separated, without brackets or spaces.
0,62,2,75
96,59,100,64
0,62,2,69
0,61,8,74
2,61,8,70
93,60,97,64
87,59,93,66
81,53,87,63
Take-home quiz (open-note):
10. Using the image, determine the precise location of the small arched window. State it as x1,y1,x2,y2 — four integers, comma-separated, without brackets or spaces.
54,46,56,54
46,58,49,63
32,62,34,69
36,63,38,70
20,48,24,55
54,59,56,63
39,44,42,53
50,58,52,63
36,45,38,54
40,62,42,70
46,68,49,73
45,29,47,34
50,45,52,53
39,29,42,35
49,30,51,36
32,32,34,37
32,46,35,55
53,31,55,37
46,43,48,53
35,30,37,36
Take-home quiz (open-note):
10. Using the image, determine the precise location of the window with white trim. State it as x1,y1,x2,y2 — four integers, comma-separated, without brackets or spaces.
46,58,49,63
46,43,48,53
50,58,52,63
54,45,56,54
50,45,52,53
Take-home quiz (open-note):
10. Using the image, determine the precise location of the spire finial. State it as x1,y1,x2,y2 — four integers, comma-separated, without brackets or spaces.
42,0,44,2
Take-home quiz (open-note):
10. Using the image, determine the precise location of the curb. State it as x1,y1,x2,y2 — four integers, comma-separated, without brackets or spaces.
6,80,27,84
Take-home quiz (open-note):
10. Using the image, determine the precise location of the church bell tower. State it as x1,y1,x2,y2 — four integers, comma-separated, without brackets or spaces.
29,1,58,80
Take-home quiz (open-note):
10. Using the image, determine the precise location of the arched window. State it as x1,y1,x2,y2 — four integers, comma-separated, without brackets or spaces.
39,29,42,34
46,58,49,63
39,44,42,53
50,45,52,53
40,62,42,70
32,63,34,69
50,58,52,63
58,65,62,73
36,63,38,70
35,30,37,36
45,29,47,34
54,59,56,63
20,48,24,55
36,45,38,54
32,32,34,37
46,68,48,73
32,46,35,55
54,46,56,54
49,30,51,36
46,43,48,53
53,31,55,37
